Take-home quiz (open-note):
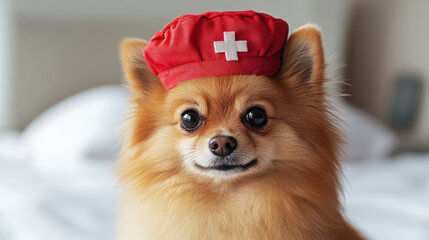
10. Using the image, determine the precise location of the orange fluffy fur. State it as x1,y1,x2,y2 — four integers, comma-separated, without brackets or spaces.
116,25,365,239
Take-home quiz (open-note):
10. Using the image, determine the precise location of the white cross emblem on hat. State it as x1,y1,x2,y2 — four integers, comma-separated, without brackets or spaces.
213,31,248,61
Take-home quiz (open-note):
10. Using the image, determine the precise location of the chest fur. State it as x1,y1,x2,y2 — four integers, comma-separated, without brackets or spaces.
116,189,343,240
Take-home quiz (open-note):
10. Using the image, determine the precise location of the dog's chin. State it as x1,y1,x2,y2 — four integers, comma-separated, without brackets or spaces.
193,159,258,178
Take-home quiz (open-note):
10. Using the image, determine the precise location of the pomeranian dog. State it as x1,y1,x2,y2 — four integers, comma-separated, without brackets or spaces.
117,23,364,239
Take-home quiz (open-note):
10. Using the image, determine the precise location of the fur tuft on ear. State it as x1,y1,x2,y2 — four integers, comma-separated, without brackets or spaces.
276,24,326,92
120,38,163,94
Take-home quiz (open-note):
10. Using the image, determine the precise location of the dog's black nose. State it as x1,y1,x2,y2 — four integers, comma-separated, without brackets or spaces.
209,135,237,157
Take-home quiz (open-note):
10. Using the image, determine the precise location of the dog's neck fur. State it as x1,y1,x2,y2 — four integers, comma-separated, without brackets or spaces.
117,154,359,240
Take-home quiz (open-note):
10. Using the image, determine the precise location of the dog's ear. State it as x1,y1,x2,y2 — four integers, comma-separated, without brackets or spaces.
276,24,326,94
120,38,163,94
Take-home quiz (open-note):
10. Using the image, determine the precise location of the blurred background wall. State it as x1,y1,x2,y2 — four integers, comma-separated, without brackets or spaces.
0,0,428,151
346,0,429,150
0,0,13,130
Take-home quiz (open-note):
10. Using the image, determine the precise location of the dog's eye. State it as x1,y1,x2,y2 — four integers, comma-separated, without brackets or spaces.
244,107,268,129
181,110,201,131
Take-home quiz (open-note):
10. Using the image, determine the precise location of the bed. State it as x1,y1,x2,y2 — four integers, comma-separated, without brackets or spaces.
0,85,428,240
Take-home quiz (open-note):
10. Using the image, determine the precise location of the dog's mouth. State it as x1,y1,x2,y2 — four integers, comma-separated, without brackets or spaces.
195,159,257,172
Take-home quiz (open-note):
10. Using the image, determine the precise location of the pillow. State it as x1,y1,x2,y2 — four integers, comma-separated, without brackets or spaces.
21,85,131,176
333,100,397,162
0,130,25,162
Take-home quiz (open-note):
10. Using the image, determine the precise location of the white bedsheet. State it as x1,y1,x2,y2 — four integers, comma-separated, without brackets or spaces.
0,160,118,240
343,153,429,240
0,131,118,240
1,132,428,239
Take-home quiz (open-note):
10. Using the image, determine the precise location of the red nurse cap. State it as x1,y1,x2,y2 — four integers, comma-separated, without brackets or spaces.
144,10,289,90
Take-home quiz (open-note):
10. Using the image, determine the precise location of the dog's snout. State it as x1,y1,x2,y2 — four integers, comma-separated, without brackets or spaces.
209,135,237,157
